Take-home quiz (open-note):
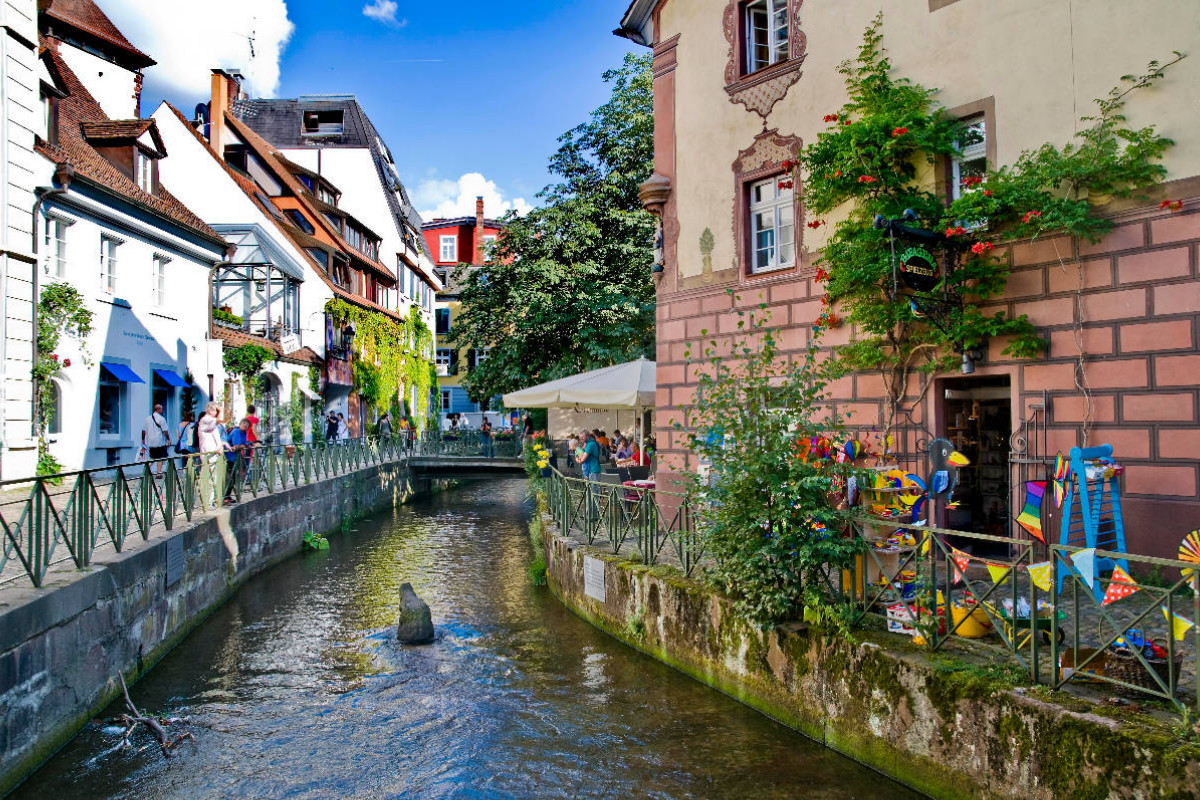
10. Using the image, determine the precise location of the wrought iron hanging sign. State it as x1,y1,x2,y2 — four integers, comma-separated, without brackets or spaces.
897,245,940,293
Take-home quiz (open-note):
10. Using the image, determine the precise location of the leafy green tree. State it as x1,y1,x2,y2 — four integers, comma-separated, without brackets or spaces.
448,53,656,404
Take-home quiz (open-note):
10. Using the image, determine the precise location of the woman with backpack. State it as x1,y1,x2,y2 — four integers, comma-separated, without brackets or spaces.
175,411,197,469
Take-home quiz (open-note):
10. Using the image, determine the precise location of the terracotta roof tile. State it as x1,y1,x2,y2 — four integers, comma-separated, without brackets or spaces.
80,119,152,139
36,43,221,246
43,0,154,68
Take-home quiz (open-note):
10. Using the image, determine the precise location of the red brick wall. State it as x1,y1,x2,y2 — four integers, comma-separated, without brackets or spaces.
655,203,1200,558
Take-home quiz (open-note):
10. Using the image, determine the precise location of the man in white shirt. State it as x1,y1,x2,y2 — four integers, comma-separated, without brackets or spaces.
141,403,171,476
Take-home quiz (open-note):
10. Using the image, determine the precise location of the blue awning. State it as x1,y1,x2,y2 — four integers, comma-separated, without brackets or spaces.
100,362,144,384
153,368,189,388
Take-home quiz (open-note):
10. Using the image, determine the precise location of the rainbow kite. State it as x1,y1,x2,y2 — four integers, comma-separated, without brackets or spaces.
1016,481,1047,544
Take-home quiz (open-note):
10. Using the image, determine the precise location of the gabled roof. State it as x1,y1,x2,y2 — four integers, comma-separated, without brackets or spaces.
42,0,155,69
36,42,221,247
159,102,403,322
80,118,166,156
223,112,397,281
231,96,433,262
421,215,507,230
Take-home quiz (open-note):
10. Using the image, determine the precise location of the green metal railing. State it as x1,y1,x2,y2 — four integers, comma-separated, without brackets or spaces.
0,436,411,589
539,466,1197,712
827,517,1199,713
416,431,520,459
543,468,702,576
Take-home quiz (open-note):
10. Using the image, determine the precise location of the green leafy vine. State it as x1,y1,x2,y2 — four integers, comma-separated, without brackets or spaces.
34,282,93,476
796,14,1182,439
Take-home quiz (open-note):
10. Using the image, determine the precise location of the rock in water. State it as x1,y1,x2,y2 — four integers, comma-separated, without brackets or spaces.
396,583,434,644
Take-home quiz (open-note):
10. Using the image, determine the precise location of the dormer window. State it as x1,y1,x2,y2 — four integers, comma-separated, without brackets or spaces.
744,0,789,74
135,150,153,193
302,110,344,136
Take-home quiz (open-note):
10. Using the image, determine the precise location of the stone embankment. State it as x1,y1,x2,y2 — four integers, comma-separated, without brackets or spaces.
0,461,413,795
542,516,1200,800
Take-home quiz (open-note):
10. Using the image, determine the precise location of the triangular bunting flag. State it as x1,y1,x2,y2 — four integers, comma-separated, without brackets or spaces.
986,563,1010,584
1101,565,1139,606
1027,561,1053,593
949,547,972,574
1162,606,1196,641
1071,548,1096,589
1016,481,1047,544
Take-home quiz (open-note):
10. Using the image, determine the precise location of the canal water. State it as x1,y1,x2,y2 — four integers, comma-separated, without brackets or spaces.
15,479,919,799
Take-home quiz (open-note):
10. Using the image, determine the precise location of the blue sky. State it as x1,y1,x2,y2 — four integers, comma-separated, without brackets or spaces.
105,0,639,219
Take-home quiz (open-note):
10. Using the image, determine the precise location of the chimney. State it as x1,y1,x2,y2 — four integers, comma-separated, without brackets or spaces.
473,196,485,265
208,68,245,160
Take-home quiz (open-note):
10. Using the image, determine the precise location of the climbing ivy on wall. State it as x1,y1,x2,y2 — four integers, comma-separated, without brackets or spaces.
223,344,274,404
324,299,436,428
34,282,93,476
307,366,324,443
794,13,1182,440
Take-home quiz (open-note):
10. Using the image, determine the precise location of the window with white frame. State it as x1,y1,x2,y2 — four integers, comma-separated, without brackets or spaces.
743,0,789,74
44,216,69,278
950,118,987,202
47,379,62,435
152,255,168,306
439,235,457,263
440,390,451,412
436,348,452,376
482,235,497,262
99,236,119,294
135,150,153,193
748,177,794,273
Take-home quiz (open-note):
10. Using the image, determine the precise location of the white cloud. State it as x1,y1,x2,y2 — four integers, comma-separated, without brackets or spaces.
415,173,533,221
98,0,294,98
362,0,406,27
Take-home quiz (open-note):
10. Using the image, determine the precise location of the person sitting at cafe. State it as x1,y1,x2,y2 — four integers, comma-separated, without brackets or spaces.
617,440,649,467
615,437,632,461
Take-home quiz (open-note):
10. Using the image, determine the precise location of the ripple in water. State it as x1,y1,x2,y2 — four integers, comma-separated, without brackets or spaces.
14,479,919,799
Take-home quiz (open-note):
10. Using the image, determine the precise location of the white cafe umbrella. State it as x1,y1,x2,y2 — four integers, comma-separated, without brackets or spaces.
503,357,655,454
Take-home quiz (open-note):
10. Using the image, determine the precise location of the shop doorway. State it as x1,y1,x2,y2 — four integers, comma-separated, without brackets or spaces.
939,376,1012,538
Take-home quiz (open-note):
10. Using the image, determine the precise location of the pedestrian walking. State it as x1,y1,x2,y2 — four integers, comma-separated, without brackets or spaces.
175,411,197,470
480,418,494,458
141,403,171,477
337,413,349,443
245,403,260,444
224,418,251,503
378,412,393,439
196,402,228,509
325,411,338,443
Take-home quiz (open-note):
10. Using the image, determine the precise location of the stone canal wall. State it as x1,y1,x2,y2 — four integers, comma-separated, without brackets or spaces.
0,462,413,795
544,522,1200,800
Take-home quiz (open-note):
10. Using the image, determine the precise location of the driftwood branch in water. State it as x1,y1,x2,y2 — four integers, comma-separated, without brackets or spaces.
113,673,194,758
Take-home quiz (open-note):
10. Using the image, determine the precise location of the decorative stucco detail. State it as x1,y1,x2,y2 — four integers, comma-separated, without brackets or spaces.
733,129,802,176
723,0,807,118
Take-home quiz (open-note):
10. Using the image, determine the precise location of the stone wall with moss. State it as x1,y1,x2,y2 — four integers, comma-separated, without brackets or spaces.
543,521,1200,799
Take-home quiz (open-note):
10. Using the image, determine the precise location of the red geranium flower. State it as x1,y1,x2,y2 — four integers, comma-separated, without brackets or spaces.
944,226,967,238
892,126,908,137
961,176,984,188
806,220,822,229
857,175,877,184
778,179,794,190
970,241,994,255
1022,210,1042,224
50,353,58,361
834,170,842,178
781,159,795,171
63,358,71,367
843,119,852,126
1160,199,1184,212
823,114,839,123
983,190,993,197
814,267,830,282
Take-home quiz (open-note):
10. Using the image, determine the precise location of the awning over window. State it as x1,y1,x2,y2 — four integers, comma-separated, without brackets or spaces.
298,385,320,401
100,362,144,383
152,368,189,388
